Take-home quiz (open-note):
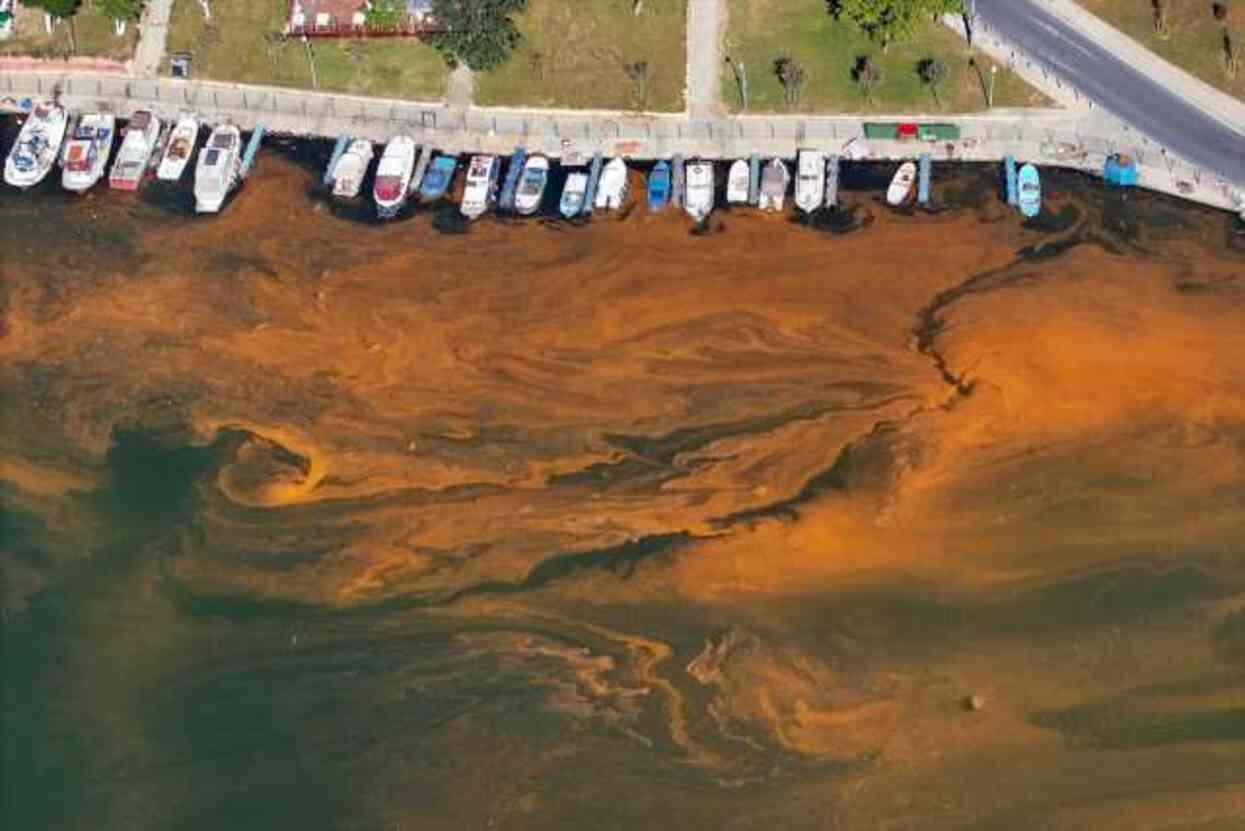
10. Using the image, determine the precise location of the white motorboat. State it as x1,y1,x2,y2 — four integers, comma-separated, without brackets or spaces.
684,161,714,223
61,113,116,193
513,154,550,216
460,154,501,219
157,115,200,182
3,101,68,189
886,161,917,207
109,110,161,191
593,157,629,211
758,158,790,212
194,123,242,213
559,171,588,218
824,155,841,209
331,139,374,200
726,159,750,204
794,149,825,213
372,134,416,219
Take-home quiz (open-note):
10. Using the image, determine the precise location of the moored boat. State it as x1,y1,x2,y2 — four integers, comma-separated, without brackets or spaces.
193,123,242,213
417,153,457,202
795,149,825,213
3,101,68,189
109,110,161,191
157,115,200,182
373,134,416,219
758,158,790,212
684,160,714,223
498,146,527,212
886,161,917,207
460,154,501,219
513,154,550,216
647,161,671,212
823,155,841,209
593,158,628,211
1017,163,1041,218
559,171,588,218
726,159,750,204
330,139,374,200
61,113,116,193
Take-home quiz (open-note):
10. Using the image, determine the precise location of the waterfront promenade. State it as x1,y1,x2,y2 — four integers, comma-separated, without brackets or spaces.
4,69,1241,215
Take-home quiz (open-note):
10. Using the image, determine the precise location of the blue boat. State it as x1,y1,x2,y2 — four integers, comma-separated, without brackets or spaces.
498,146,527,212
1017,163,1041,218
647,161,671,212
418,153,457,202
1004,154,1018,206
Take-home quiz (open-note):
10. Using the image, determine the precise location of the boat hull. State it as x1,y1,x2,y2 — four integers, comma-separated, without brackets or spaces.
194,125,242,214
514,155,549,216
823,156,841,209
726,160,750,204
759,159,789,213
373,136,417,219
647,161,671,212
1017,163,1041,218
560,172,588,219
794,150,825,213
886,162,917,206
157,119,200,182
593,159,629,211
461,156,501,219
684,162,715,223
109,112,161,192
3,102,68,190
418,156,457,202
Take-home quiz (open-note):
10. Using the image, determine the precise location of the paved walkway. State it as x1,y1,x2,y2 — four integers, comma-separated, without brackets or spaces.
132,0,174,79
446,63,474,110
686,0,723,118
6,69,1239,213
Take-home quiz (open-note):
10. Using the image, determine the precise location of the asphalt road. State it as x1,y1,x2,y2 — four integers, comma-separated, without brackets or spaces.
974,0,1245,185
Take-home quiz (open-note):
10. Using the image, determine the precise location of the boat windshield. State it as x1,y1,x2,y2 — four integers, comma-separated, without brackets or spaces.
518,172,543,195
211,133,236,149
203,148,221,167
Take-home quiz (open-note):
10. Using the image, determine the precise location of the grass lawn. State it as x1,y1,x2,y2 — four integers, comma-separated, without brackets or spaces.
473,0,686,112
721,0,1049,113
164,0,448,100
1,1,137,60
1080,0,1245,101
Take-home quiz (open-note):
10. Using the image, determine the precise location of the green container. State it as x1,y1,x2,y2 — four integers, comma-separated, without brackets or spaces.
918,123,961,141
863,122,899,140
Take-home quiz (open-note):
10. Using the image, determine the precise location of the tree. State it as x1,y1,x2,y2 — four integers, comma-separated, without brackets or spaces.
26,0,80,52
366,0,405,29
426,0,527,71
834,0,963,52
624,60,649,109
1153,0,1170,37
96,0,143,22
26,0,79,16
917,56,948,105
774,54,807,106
853,54,883,103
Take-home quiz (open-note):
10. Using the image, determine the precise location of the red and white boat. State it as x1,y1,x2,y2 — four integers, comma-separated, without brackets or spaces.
61,113,115,193
373,135,416,219
109,110,162,191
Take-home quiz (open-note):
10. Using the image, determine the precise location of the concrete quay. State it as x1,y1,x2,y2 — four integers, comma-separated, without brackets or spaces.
3,70,1242,215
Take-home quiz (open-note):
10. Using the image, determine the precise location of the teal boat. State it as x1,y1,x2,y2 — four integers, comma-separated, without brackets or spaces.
1017,163,1041,218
